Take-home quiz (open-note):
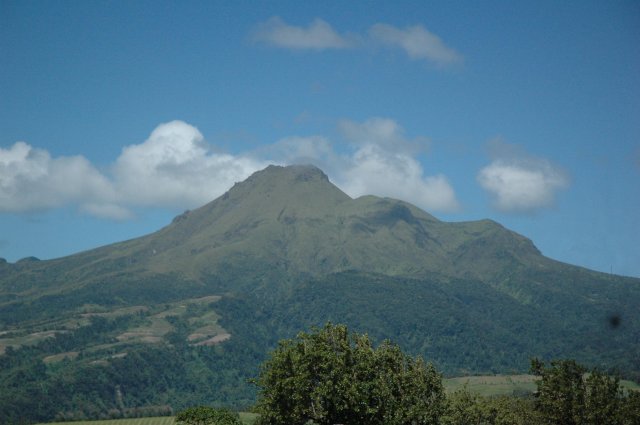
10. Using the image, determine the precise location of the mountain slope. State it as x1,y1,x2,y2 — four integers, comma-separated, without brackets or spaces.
1,165,544,294
0,164,638,423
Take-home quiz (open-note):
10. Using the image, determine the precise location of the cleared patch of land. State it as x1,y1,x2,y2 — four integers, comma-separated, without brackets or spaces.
0,305,149,354
1,294,230,365
444,374,537,396
116,296,224,346
36,418,175,425
0,329,64,354
444,374,640,397
239,412,259,424
620,379,640,392
35,412,259,425
43,351,79,363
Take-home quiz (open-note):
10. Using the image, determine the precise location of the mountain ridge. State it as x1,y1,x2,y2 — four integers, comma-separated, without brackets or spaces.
2,164,546,281
0,163,630,315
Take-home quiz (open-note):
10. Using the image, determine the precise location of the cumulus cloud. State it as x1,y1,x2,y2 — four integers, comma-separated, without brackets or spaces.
233,117,457,212
477,140,569,213
335,118,458,212
0,121,267,219
0,141,119,216
253,17,354,50
369,23,463,66
2,118,459,219
113,121,267,208
340,144,458,212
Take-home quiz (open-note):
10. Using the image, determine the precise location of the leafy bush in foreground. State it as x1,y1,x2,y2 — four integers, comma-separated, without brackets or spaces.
253,323,446,425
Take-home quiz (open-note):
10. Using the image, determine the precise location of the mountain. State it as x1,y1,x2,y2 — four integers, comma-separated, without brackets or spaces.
1,164,639,423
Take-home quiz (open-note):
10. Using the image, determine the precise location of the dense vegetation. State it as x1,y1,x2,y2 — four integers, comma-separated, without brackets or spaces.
3,322,640,424
254,323,446,425
253,324,639,425
1,269,639,423
0,306,259,423
1,165,639,422
175,406,242,425
215,269,640,379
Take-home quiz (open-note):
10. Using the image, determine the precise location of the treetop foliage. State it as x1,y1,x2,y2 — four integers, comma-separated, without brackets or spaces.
253,322,447,425
252,324,640,425
530,358,639,425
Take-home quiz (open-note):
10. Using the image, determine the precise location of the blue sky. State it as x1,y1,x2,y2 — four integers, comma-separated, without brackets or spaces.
1,0,639,277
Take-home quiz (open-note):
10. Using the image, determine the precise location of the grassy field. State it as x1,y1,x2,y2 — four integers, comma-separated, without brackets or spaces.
36,412,259,425
36,418,175,425
444,374,538,396
444,374,640,396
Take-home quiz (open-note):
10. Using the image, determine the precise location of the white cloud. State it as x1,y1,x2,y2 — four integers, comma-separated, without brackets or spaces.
254,118,457,212
340,144,458,212
113,120,267,208
251,18,463,68
0,121,267,219
2,118,459,218
253,17,353,50
0,141,118,216
334,118,458,212
477,141,569,213
369,23,463,66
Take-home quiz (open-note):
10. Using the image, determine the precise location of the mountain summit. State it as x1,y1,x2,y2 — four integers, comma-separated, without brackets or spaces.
63,164,542,281
1,164,639,422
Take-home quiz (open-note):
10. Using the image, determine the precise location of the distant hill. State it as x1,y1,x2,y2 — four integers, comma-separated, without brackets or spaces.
1,164,638,423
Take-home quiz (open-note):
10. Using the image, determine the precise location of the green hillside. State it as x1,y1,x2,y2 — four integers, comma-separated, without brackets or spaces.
1,164,639,423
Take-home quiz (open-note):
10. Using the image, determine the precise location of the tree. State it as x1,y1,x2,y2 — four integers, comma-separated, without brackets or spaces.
441,387,486,425
530,358,629,425
584,370,622,425
442,387,540,425
253,323,446,425
530,358,586,424
620,390,640,425
175,406,242,425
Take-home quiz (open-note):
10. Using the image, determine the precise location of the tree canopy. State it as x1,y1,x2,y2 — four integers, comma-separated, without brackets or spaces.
530,358,639,425
253,324,640,425
253,323,446,425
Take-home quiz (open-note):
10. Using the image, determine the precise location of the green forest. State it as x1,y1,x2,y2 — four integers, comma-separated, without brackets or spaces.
2,317,639,424
249,323,640,425
2,165,640,423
